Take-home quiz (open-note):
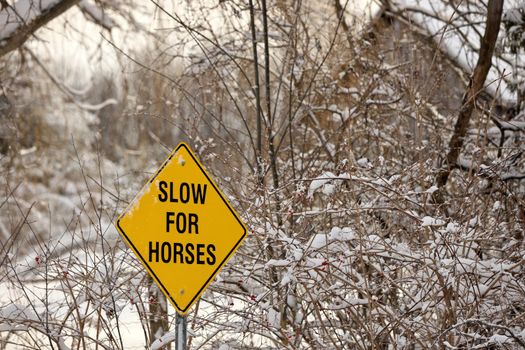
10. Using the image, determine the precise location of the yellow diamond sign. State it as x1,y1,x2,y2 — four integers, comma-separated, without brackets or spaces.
116,142,247,315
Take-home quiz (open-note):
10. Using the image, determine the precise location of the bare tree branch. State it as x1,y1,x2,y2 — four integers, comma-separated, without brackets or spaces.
0,0,80,58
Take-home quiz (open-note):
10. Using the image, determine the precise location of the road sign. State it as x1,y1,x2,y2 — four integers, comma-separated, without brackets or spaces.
116,142,247,315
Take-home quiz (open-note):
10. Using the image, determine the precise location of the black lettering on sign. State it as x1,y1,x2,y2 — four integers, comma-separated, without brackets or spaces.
176,212,186,232
149,241,159,262
161,242,172,263
166,212,199,234
207,244,216,265
196,244,205,264
166,212,175,232
147,241,216,265
158,181,168,202
192,183,207,204
185,243,195,264
157,182,208,204
179,182,190,203
188,213,198,234
173,242,183,263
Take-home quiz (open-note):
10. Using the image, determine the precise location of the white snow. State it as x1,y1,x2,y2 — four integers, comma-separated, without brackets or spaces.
357,157,370,167
307,227,355,251
307,171,336,198
0,303,38,321
265,259,291,268
78,0,115,29
286,294,297,308
150,332,176,350
421,216,446,226
267,308,281,329
426,185,438,194
309,233,329,249
280,268,295,286
307,171,350,198
328,226,355,241
446,222,460,233
489,334,511,345
322,183,335,195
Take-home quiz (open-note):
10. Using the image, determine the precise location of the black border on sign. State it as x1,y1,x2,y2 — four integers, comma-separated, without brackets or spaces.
115,142,247,315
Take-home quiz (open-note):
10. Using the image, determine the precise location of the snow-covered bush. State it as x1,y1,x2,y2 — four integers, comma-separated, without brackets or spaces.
1,0,524,349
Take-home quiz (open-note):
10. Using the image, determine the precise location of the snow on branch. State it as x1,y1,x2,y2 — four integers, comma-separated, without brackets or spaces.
491,115,525,131
390,0,522,104
150,332,176,350
0,0,80,57
78,0,115,30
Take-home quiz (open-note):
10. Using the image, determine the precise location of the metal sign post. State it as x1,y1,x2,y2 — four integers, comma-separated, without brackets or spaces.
175,314,187,350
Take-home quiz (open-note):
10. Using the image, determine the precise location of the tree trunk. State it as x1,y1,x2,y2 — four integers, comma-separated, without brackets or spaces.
435,0,504,195
148,276,170,349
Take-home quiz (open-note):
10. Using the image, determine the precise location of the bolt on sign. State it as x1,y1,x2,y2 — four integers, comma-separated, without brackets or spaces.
116,142,247,315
